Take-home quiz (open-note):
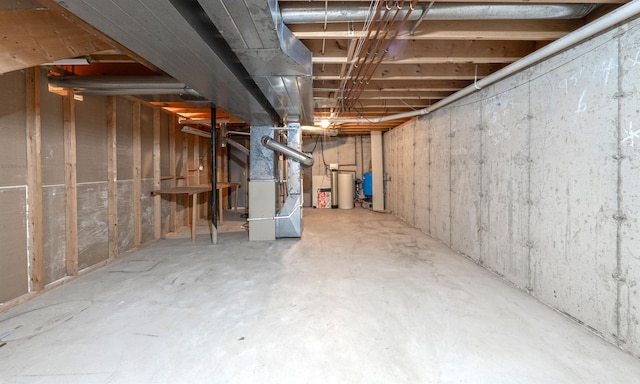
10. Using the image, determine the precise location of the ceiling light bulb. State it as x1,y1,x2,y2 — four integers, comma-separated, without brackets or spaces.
321,119,330,129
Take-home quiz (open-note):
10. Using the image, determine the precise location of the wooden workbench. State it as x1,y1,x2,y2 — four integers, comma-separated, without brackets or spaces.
151,182,241,242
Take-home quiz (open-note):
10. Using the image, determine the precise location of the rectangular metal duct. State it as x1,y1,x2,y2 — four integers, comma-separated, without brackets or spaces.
52,0,278,125
197,0,314,126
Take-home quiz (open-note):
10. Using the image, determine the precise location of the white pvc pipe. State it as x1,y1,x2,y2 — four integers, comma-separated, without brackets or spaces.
330,1,640,124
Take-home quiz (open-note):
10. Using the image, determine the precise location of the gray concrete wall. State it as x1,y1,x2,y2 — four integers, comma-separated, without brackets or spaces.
383,19,640,357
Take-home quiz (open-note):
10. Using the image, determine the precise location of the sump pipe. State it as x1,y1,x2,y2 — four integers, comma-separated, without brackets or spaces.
261,136,314,168
327,0,640,124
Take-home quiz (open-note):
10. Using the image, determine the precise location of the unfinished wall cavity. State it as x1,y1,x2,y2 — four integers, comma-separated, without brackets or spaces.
383,18,640,357
0,68,202,307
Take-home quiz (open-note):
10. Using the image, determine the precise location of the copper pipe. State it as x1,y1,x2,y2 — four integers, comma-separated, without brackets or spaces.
349,0,418,105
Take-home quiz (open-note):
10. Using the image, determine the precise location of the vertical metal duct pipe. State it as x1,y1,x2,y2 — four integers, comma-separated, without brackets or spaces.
261,136,314,168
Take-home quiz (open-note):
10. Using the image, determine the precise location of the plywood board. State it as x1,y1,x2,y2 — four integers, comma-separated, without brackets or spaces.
141,178,155,244
77,183,108,270
42,185,66,284
140,104,154,179
0,70,27,187
76,96,107,183
0,188,28,303
116,98,133,180
40,67,65,186
117,180,134,254
160,179,173,236
0,9,110,74
160,111,171,177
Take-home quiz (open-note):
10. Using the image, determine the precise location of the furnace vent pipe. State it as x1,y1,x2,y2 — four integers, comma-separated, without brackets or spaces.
261,136,314,168
328,0,640,124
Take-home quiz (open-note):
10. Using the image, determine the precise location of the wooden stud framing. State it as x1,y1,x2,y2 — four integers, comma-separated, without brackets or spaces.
169,116,178,232
193,135,200,221
107,96,118,260
26,68,44,291
153,107,161,239
132,102,142,247
181,129,189,228
63,90,78,276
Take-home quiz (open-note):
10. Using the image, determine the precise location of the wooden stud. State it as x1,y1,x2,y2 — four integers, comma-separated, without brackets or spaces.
169,116,177,232
193,135,200,223
26,68,44,291
63,90,78,276
153,108,161,239
132,102,142,247
182,129,189,228
106,96,118,260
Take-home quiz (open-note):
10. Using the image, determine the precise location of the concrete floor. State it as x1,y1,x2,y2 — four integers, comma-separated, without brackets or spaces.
1,208,640,383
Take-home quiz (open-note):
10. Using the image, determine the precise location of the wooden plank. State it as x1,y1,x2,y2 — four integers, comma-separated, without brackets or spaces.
63,91,78,276
191,193,197,242
107,96,118,260
133,102,142,247
181,128,189,227
192,135,200,222
25,67,44,291
169,116,177,232
0,9,111,74
153,107,161,239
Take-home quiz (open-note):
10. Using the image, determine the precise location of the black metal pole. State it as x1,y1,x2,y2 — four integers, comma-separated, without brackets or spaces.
211,103,218,244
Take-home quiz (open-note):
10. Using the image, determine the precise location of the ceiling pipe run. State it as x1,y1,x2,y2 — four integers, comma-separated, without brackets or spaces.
48,76,201,96
327,0,640,125
280,3,599,23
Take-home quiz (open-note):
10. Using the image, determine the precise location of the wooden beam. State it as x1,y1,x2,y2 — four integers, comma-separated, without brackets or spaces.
314,63,506,80
309,39,536,64
193,135,200,221
0,9,111,74
132,102,142,247
291,19,582,41
106,96,118,260
26,67,44,291
63,91,78,276
181,128,189,228
315,79,472,91
153,107,161,239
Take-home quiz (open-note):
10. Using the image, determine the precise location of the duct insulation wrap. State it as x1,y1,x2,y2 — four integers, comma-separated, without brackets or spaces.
338,173,354,210
331,170,339,209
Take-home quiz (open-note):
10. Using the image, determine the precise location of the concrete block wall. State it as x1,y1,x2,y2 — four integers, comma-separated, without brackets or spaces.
0,68,196,306
383,19,640,357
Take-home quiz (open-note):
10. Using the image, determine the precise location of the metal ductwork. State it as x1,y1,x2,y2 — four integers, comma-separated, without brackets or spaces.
261,136,314,168
280,2,600,24
48,76,201,96
197,0,314,126
52,0,281,126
